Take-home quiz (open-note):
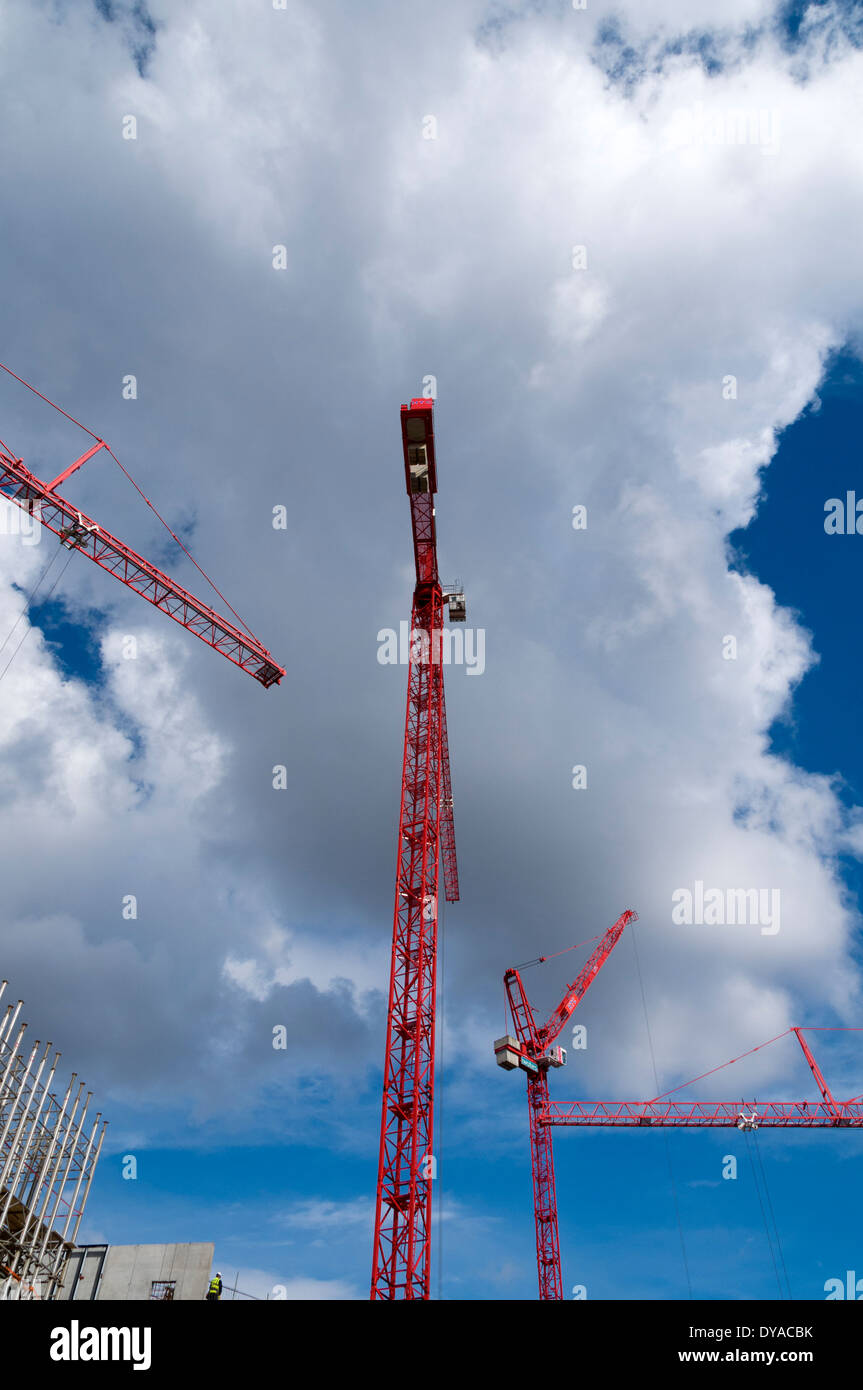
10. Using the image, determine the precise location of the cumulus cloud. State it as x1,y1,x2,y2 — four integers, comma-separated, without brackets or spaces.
0,0,862,1195
225,1267,358,1300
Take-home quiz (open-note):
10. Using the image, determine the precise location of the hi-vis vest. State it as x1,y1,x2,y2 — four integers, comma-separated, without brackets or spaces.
209,1277,221,1296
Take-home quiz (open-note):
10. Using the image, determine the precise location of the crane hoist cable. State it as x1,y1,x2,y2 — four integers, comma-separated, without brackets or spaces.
0,358,263,646
743,1127,789,1299
757,1128,793,1299
0,542,75,685
515,935,608,1031
0,539,66,660
514,934,603,972
640,1026,863,1107
628,919,694,1300
750,1125,792,1299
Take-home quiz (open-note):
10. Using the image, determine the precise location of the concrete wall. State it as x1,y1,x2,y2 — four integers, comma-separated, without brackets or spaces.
60,1242,215,1301
62,1244,109,1301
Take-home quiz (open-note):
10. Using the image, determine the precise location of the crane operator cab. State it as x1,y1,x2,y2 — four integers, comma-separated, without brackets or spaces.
405,417,431,495
407,445,430,494
446,589,466,622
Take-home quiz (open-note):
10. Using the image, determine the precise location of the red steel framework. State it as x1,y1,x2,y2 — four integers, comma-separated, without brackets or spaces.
0,437,284,688
547,1026,863,1128
497,916,863,1299
498,909,638,1300
370,399,463,1300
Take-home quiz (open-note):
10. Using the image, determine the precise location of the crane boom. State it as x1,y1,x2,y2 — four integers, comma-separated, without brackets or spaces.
540,909,638,1049
502,909,638,1062
545,1098,863,1126
547,1025,856,1127
0,447,284,687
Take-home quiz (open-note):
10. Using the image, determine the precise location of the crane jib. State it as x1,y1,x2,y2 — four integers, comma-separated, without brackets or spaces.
0,450,284,688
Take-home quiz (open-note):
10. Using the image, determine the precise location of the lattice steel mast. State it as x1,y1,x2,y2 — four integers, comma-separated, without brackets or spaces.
496,910,638,1300
496,921,863,1300
370,399,464,1300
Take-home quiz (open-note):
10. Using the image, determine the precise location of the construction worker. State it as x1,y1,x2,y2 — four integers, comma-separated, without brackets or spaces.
206,1272,222,1301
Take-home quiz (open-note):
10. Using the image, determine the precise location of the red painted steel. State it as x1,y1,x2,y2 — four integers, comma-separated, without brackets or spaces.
545,1098,862,1126
371,400,460,1300
792,1026,841,1117
0,448,284,687
439,688,459,903
540,909,637,1047
502,910,637,1300
546,1026,859,1128
504,943,863,1301
528,1070,563,1300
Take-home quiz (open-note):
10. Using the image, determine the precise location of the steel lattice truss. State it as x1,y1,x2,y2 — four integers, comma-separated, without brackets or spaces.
547,1026,863,1128
498,922,863,1300
371,401,461,1300
499,910,638,1300
0,982,106,1300
528,1071,562,1299
545,1099,863,1127
0,448,284,687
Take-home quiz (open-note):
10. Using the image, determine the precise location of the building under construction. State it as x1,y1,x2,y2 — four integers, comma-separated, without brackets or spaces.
0,979,107,1301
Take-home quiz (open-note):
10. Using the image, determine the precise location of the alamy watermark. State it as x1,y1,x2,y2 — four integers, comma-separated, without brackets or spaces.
825,1271,863,1299
672,880,780,935
825,493,863,533
669,102,780,151
1,500,41,546
377,621,485,675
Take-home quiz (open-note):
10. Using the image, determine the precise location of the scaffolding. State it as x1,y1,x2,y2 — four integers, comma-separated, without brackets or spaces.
0,979,107,1300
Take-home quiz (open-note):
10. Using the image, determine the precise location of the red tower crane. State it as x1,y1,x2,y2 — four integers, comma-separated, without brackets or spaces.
546,1027,863,1129
0,374,283,687
370,398,464,1301
495,909,638,1300
496,918,863,1300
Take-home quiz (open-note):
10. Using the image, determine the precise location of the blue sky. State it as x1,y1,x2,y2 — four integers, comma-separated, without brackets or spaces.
731,349,863,807
3,0,863,1302
77,333,863,1300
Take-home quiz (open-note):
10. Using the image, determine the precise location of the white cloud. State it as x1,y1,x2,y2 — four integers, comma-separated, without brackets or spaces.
274,1276,359,1301
0,0,862,1162
278,1198,373,1233
222,1266,359,1301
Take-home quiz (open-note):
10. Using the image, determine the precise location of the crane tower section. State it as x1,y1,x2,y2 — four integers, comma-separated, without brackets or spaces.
496,910,638,1301
371,400,462,1300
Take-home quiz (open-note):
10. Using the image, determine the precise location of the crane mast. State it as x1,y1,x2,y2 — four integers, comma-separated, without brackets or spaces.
370,399,463,1300
498,922,863,1301
496,909,638,1301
